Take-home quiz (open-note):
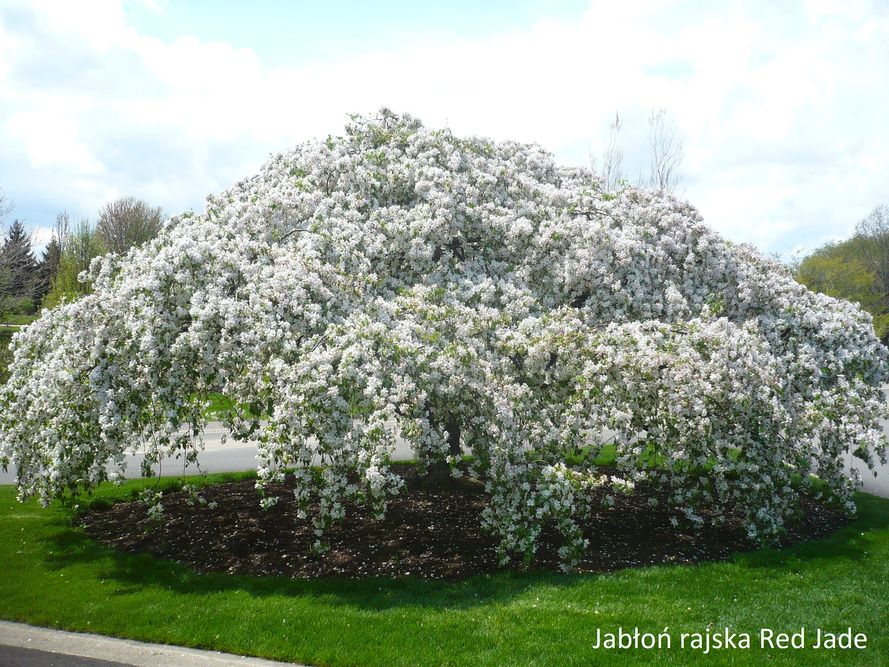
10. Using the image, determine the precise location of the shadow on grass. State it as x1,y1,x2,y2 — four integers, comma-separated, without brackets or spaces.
37,489,889,613
731,492,889,568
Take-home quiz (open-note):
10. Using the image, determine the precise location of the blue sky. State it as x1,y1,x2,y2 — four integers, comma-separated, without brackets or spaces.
129,1,591,66
1,0,888,257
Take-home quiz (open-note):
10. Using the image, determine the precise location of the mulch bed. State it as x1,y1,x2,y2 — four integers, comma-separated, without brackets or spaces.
80,464,849,580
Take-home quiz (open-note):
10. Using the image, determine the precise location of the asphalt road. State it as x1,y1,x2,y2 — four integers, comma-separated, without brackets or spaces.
0,423,416,486
0,645,125,666
0,620,295,667
2,421,889,498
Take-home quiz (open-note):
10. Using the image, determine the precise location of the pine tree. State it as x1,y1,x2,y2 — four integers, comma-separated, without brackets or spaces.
34,213,68,305
34,237,61,303
0,220,37,299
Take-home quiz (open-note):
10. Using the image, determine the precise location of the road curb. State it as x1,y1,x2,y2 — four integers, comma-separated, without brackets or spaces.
0,620,303,666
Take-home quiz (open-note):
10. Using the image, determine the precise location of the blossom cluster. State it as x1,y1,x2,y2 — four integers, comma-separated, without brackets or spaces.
1,109,886,565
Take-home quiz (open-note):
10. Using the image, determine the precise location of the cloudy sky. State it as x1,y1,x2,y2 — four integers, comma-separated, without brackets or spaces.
1,0,887,256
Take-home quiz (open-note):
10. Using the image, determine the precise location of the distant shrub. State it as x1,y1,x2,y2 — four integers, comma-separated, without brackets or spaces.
1,296,34,317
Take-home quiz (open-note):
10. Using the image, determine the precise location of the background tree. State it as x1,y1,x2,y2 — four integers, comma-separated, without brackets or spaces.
34,213,69,305
42,218,105,308
594,109,684,194
0,220,38,314
96,197,164,255
795,205,889,342
0,189,11,308
647,108,684,194
0,188,11,222
599,112,625,193
854,205,889,301
0,189,12,381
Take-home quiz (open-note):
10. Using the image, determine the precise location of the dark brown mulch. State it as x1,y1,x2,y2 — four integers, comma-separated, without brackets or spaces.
80,464,849,581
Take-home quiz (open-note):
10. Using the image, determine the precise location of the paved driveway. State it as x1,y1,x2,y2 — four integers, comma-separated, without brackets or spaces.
3,421,889,498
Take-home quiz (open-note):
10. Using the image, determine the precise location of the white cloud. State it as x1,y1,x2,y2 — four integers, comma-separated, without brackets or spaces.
1,0,887,254
8,108,104,172
29,225,54,249
132,0,164,15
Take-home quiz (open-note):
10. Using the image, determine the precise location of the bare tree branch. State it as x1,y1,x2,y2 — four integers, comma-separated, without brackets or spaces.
647,108,684,194
54,211,70,250
96,197,164,254
854,205,889,303
601,112,624,193
0,188,11,223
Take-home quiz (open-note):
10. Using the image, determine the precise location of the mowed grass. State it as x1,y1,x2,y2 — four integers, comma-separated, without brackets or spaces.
0,313,37,326
1,474,888,666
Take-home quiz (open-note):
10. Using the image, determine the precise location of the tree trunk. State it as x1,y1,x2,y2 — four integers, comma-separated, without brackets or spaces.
446,413,461,458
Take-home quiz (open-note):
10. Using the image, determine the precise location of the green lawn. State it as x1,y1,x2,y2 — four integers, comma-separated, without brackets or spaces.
0,313,37,326
203,391,265,420
2,474,888,666
0,329,12,385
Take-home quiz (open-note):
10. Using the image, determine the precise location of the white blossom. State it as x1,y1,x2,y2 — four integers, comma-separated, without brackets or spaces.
1,109,886,566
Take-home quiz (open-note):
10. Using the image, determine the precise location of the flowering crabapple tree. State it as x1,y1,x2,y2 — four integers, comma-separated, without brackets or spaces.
1,109,887,568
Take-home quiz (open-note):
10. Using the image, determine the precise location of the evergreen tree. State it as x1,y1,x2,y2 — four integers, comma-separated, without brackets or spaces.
34,213,69,304
0,220,37,300
34,237,62,303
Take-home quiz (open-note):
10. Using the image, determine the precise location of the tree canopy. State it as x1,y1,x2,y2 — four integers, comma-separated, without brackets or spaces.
96,197,164,255
795,205,889,342
0,220,37,311
42,218,105,309
1,111,886,567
